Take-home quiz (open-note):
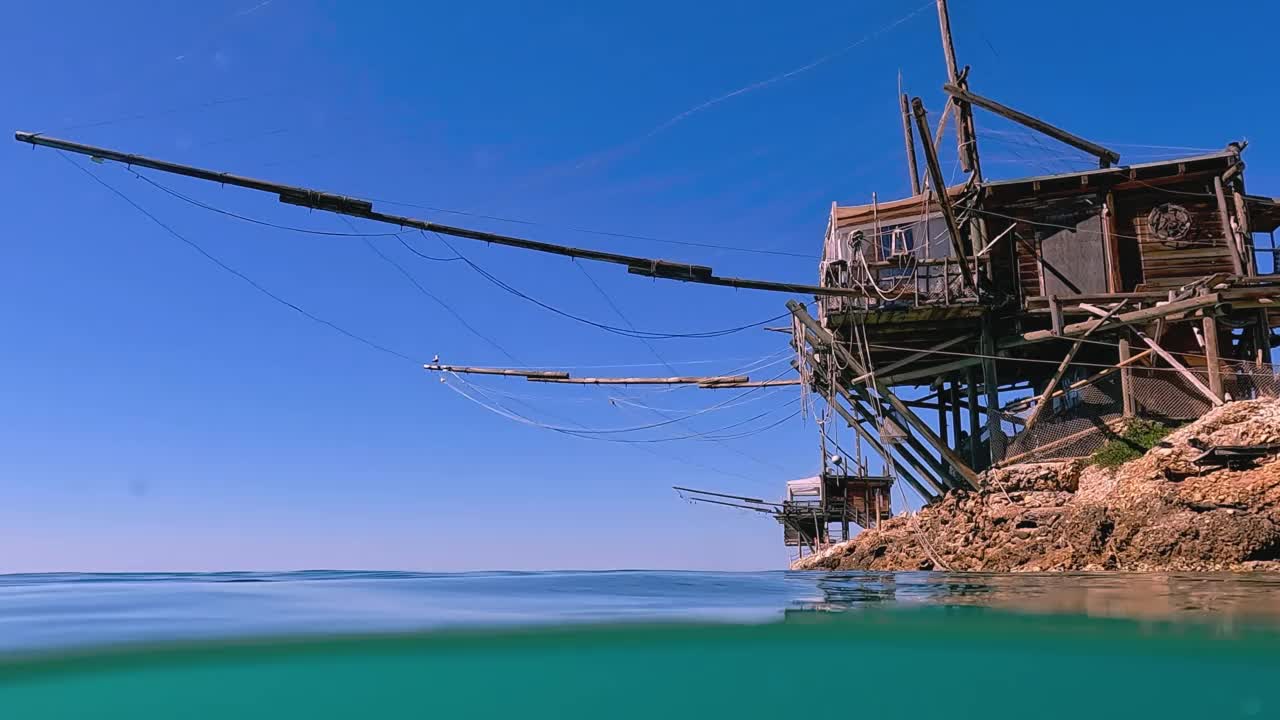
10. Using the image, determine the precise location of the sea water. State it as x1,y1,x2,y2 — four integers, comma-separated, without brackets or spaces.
2,571,1279,718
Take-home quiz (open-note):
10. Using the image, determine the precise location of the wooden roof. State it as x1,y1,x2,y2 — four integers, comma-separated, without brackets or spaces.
832,184,967,228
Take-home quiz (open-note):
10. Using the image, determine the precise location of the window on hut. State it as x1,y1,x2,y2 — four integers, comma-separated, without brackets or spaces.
878,224,915,261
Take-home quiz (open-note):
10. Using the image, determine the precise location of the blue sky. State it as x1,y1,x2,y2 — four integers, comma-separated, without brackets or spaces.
3,0,1279,572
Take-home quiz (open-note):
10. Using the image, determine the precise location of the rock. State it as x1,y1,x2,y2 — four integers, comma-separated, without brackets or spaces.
792,398,1280,573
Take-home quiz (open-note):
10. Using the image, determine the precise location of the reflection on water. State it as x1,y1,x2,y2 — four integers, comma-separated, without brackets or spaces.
3,570,1280,655
800,572,1280,622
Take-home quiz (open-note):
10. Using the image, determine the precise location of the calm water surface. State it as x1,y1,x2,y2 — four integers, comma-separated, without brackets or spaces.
3,571,1280,718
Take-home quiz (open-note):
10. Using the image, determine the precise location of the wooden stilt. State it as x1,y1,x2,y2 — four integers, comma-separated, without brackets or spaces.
1133,328,1223,407
935,0,979,175
911,98,977,293
937,382,949,447
966,367,981,468
1119,337,1136,418
980,314,1001,465
900,91,921,196
949,380,963,453
1215,175,1246,276
1024,300,1128,431
822,379,944,501
1202,293,1225,401
791,302,980,487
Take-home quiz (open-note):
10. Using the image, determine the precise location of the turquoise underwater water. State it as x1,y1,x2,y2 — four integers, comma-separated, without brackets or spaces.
2,571,1279,718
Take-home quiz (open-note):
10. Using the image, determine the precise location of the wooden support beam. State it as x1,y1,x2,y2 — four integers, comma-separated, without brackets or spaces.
1203,309,1224,402
807,343,958,494
980,314,1000,466
791,301,980,488
949,380,963,454
1023,301,1127,431
911,98,976,294
966,367,980,468
424,364,569,380
1233,180,1257,275
933,99,954,149
937,385,948,447
698,378,802,389
1102,192,1122,293
821,382,942,502
806,333,961,492
998,417,1128,468
900,91,921,196
1022,294,1222,343
1215,175,1247,276
530,374,749,386
941,84,1120,167
1129,327,1223,407
935,0,977,175
851,334,975,384
1005,347,1153,413
1119,337,1136,418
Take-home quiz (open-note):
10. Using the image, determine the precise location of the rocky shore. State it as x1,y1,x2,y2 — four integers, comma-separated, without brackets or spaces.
793,399,1280,572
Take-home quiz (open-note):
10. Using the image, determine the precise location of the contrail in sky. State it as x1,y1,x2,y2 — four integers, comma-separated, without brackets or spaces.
572,0,935,171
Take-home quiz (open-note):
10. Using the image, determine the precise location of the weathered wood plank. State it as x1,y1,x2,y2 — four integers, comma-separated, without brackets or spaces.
942,84,1120,167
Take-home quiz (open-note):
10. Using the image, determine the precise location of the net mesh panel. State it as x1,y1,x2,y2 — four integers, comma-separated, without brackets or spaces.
995,361,1280,464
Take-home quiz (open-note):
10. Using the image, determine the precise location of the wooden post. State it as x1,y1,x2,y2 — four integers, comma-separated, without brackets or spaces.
1118,336,1136,417
911,98,977,293
949,380,963,452
941,84,1119,168
1102,192,1122,293
1232,179,1256,276
1215,175,1246,276
900,91,921,196
790,301,980,487
1025,300,1128,431
937,383,949,447
1203,310,1224,402
966,367,980,467
980,314,1000,465
824,392,942,501
1134,329,1223,407
935,0,977,175
830,381,951,496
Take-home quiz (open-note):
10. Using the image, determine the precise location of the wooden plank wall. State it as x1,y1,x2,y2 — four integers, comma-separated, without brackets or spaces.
1115,179,1236,289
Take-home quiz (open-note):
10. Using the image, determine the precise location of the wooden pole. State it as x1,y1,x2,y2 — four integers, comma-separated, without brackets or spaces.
941,84,1119,167
911,98,977,293
1203,310,1224,402
1215,175,1247,276
980,314,1001,465
949,380,963,452
424,364,569,380
1103,192,1122,293
966,367,980,467
823,390,942,501
1119,336,1136,418
1133,329,1223,407
1022,294,1222,343
791,302,979,487
900,91,921,196
851,333,975,384
1024,300,1128,431
1233,181,1257,275
826,377,952,495
935,0,977,175
1004,346,1153,413
937,383,949,447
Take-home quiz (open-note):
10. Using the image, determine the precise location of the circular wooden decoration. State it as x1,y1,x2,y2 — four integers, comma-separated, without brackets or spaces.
1148,203,1193,246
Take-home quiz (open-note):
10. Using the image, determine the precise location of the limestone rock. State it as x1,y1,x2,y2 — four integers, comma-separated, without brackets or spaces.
792,398,1280,573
